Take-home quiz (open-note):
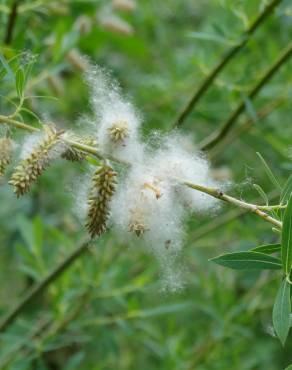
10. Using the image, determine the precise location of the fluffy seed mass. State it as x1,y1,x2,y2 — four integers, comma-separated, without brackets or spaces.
80,66,224,290
86,66,143,163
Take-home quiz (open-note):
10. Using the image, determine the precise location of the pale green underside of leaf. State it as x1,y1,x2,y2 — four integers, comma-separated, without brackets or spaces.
210,251,282,270
281,196,292,275
251,243,281,254
272,279,291,346
256,152,282,191
281,175,292,205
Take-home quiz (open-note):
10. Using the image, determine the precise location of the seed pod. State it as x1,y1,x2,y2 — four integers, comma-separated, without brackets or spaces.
112,0,136,12
86,164,117,237
108,121,129,143
0,138,13,176
129,220,147,237
62,137,97,162
9,126,62,196
66,49,89,72
99,14,134,36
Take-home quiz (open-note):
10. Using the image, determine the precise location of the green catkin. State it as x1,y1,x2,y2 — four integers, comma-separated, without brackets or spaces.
0,138,13,176
9,126,62,196
108,121,129,143
62,137,97,162
86,164,117,237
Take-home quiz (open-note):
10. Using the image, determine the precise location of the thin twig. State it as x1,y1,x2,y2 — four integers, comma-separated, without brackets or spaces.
172,0,282,128
0,317,52,368
0,115,127,165
199,41,292,151
208,97,286,159
4,0,21,45
0,113,282,229
0,240,91,333
188,190,280,242
183,181,282,229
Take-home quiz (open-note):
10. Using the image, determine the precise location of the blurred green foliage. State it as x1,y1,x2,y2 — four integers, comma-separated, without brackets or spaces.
0,0,292,369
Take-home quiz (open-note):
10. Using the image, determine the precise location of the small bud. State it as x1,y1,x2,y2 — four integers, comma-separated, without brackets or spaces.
86,164,117,238
0,138,13,176
9,126,62,196
112,0,136,12
66,49,89,72
99,14,134,36
128,206,148,237
74,15,92,36
129,220,147,237
47,74,64,96
62,137,98,162
143,182,162,199
108,121,129,143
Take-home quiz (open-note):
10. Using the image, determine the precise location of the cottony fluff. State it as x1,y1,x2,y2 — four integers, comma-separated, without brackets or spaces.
79,66,225,290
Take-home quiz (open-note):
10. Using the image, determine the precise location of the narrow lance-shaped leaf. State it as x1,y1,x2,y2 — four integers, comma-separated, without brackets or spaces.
251,243,281,254
273,279,291,346
281,175,292,205
256,152,281,191
210,251,282,270
281,195,292,275
253,183,269,205
15,68,25,98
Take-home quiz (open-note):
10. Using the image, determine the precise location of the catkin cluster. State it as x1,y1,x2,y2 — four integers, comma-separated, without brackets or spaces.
62,136,97,162
0,138,13,176
85,164,117,237
2,65,223,290
9,126,63,196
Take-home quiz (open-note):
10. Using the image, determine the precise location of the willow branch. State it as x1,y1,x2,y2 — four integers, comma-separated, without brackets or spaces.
199,41,292,151
208,97,286,159
0,115,127,165
172,0,282,128
4,0,21,45
0,113,283,230
0,240,91,334
183,181,282,229
0,111,283,334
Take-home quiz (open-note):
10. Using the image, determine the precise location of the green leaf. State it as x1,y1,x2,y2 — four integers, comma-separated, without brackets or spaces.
251,243,281,254
187,31,235,46
210,251,282,270
282,196,292,275
0,52,13,79
242,94,258,123
272,279,291,346
285,365,292,370
256,152,281,190
15,68,25,98
253,183,269,205
281,175,292,205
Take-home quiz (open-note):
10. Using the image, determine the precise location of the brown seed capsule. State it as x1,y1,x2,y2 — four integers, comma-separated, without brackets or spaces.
128,206,148,237
99,14,134,36
112,0,136,12
9,126,62,196
108,121,129,143
85,164,117,238
0,138,13,176
62,137,97,162
129,220,147,237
